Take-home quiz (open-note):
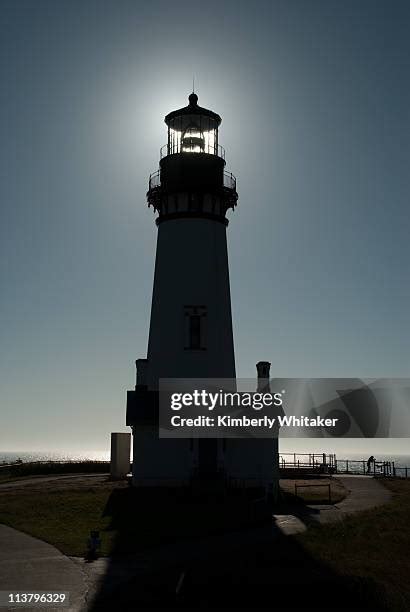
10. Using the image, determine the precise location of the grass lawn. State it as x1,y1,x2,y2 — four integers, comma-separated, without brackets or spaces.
296,478,410,611
0,461,109,482
0,486,116,556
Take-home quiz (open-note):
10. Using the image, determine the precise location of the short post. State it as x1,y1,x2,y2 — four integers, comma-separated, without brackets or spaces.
110,432,131,480
86,530,101,560
346,459,349,473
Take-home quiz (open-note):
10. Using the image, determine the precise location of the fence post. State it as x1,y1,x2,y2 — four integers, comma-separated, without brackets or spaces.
346,460,349,473
393,461,396,477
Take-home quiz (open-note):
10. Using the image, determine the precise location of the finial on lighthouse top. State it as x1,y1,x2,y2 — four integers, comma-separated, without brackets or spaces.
188,92,198,106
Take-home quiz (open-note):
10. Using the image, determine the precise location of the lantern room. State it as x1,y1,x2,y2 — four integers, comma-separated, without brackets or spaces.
163,92,223,158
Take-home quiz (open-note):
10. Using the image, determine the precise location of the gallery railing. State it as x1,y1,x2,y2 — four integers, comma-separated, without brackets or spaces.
148,169,236,193
148,169,161,191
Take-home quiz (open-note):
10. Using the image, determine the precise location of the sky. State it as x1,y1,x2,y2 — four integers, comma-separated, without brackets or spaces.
1,0,409,455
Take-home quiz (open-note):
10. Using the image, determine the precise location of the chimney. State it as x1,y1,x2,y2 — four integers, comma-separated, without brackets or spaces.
256,361,271,392
135,359,148,388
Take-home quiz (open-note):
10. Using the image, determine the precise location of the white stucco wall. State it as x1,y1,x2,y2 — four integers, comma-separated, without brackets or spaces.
132,426,193,485
146,216,236,387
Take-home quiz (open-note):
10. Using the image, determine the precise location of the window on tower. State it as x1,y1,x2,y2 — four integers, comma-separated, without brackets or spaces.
190,315,201,349
184,306,207,350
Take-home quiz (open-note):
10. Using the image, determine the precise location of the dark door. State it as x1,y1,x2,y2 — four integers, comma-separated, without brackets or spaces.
198,439,218,476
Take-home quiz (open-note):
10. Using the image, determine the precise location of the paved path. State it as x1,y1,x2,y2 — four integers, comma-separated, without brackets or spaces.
307,475,392,524
0,525,87,611
336,475,392,511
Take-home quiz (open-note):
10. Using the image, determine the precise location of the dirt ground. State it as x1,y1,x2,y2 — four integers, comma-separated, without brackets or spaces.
280,476,347,503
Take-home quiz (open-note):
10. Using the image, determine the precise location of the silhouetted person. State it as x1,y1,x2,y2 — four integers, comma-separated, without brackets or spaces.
367,455,375,473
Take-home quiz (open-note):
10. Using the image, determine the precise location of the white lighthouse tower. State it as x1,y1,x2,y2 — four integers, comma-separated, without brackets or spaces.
126,93,280,496
145,92,237,386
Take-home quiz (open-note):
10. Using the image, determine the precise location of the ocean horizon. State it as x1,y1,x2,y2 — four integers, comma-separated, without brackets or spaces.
0,450,111,464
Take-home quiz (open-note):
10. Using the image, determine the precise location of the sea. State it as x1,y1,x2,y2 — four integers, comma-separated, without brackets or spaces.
0,451,110,464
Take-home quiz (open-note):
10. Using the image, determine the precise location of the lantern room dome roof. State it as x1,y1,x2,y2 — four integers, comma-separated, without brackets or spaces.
164,93,222,131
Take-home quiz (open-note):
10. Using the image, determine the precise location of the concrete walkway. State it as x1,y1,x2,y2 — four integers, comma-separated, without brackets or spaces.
307,475,392,524
0,525,87,611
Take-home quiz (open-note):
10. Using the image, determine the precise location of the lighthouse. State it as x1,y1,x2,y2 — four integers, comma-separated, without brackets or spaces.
126,93,280,497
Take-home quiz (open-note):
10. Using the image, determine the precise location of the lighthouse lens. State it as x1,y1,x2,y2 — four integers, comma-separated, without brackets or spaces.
181,126,205,153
